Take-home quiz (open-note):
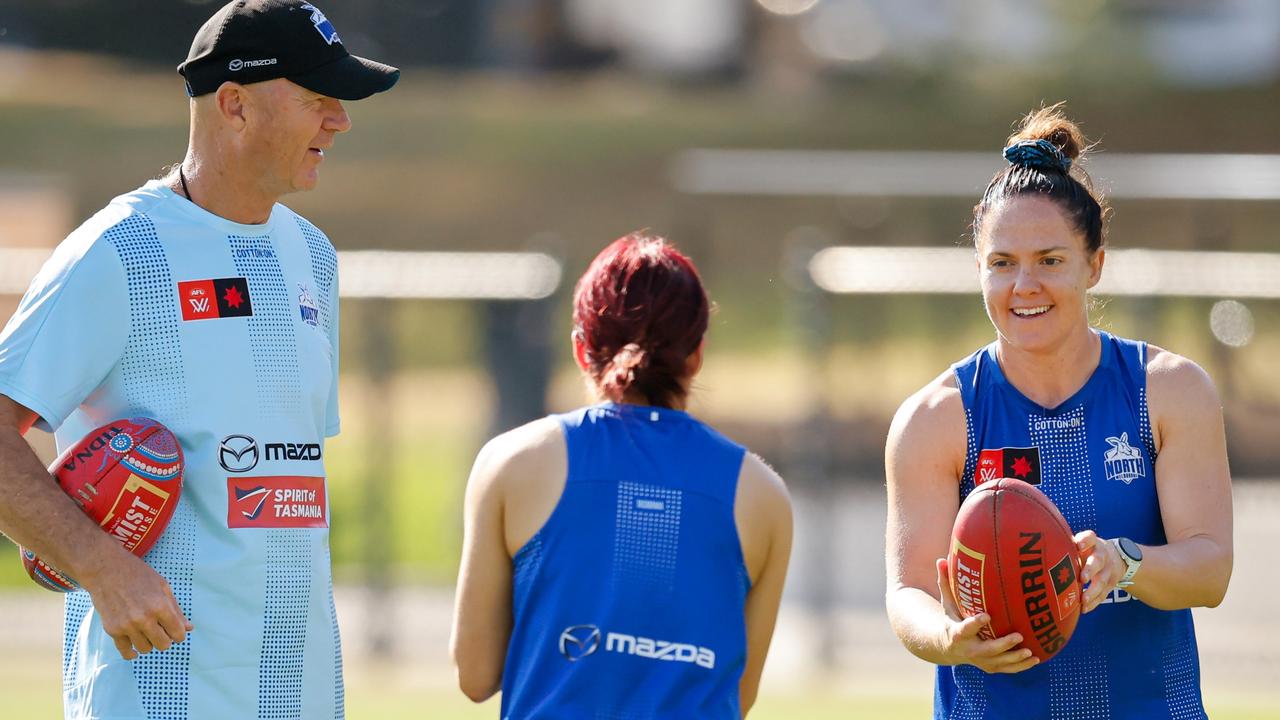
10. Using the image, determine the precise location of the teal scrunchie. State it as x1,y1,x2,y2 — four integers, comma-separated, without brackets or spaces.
1003,139,1071,173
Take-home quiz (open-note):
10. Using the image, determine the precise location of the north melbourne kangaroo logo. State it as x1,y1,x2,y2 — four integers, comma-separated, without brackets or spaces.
1104,432,1146,484
301,3,341,45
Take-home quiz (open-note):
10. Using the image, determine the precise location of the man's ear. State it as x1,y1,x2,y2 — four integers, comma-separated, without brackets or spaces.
214,82,249,131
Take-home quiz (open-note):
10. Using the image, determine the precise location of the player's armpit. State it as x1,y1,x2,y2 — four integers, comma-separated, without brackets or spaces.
0,395,38,435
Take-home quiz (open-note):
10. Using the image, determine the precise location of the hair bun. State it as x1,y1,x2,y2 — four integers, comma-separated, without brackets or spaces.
1003,138,1071,173
1006,102,1091,164
976,102,1107,256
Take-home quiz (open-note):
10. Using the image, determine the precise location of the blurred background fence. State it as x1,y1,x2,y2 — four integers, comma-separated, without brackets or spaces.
2,1,1279,716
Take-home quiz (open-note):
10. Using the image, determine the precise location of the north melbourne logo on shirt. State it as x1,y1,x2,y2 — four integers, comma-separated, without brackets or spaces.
1103,433,1146,485
298,283,319,327
977,446,1042,486
178,277,253,321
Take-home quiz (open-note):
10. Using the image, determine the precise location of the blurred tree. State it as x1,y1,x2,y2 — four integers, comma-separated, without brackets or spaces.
0,0,487,67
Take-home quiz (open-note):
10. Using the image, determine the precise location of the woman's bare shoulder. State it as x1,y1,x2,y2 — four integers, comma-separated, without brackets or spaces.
1145,345,1220,412
890,369,966,447
470,417,566,494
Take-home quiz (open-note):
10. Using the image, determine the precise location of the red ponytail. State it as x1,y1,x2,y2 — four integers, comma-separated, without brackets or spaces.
573,232,709,408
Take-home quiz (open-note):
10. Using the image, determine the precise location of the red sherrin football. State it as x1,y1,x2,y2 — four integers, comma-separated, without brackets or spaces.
20,418,184,592
948,477,1083,662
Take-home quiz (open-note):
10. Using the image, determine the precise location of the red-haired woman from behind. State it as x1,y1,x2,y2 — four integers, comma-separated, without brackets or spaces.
451,232,793,719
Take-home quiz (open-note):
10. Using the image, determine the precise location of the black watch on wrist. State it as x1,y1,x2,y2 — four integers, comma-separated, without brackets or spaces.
1110,536,1143,588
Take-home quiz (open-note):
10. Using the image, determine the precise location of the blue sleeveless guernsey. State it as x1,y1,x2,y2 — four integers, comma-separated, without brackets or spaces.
501,402,750,720
940,331,1205,720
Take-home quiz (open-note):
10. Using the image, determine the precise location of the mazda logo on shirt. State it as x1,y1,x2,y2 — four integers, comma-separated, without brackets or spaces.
559,624,601,662
219,435,259,473
219,435,324,473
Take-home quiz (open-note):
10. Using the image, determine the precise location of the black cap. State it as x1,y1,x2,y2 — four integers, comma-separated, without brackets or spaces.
177,0,399,101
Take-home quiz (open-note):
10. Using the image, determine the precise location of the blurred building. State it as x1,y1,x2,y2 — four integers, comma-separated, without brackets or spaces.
2,0,1277,85
1132,0,1280,86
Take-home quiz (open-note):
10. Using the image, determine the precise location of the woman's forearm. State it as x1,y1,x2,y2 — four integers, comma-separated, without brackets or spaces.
1127,535,1231,610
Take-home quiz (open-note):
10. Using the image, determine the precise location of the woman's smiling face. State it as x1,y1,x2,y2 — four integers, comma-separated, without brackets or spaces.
977,195,1104,355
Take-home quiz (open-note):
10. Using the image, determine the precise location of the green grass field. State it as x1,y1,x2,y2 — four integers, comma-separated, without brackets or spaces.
1,651,930,719
5,660,1277,720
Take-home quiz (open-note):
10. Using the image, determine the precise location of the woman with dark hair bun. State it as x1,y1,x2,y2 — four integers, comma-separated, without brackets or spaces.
451,232,794,718
885,104,1233,719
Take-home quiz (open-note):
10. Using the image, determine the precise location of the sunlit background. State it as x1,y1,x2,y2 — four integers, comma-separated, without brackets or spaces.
2,0,1279,717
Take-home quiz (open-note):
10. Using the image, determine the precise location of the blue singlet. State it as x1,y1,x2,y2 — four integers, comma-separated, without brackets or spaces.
939,331,1205,719
500,402,750,720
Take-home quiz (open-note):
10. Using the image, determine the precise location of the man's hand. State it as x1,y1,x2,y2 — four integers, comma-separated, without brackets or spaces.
0,396,191,660
79,551,193,660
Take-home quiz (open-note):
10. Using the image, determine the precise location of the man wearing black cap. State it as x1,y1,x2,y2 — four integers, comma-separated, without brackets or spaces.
173,0,399,220
0,2,397,717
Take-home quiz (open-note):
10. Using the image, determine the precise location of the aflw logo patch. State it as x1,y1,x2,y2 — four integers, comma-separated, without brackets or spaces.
977,447,1041,486
178,277,253,321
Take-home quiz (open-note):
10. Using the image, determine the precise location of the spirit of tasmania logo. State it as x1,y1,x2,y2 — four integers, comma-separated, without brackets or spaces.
226,476,327,528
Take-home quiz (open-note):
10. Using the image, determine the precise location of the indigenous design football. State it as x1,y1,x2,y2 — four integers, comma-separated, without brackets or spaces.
21,418,185,592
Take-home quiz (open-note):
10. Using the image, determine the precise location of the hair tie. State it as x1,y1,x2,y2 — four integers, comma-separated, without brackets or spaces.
613,343,649,371
1003,139,1071,173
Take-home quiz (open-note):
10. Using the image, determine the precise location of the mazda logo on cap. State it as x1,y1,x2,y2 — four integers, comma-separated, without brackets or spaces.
219,434,259,473
559,624,601,662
